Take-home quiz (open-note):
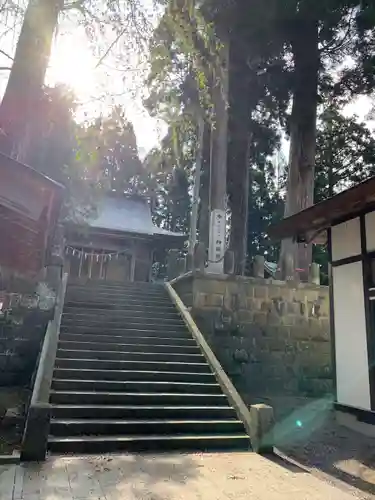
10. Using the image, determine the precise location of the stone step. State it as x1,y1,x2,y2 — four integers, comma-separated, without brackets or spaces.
64,297,172,309
66,288,169,300
61,317,186,328
60,324,188,336
48,433,250,454
63,302,177,314
53,368,216,383
50,418,244,437
55,358,212,373
51,405,238,420
62,309,181,321
50,390,228,406
58,340,201,354
59,333,196,346
51,379,222,394
56,349,204,363
67,281,164,291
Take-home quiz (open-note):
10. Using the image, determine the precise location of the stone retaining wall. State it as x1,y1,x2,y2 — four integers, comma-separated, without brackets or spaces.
173,273,332,404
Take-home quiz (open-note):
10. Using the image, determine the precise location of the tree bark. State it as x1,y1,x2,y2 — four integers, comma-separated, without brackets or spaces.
227,45,251,275
198,122,211,249
0,0,63,163
207,38,229,274
279,17,319,282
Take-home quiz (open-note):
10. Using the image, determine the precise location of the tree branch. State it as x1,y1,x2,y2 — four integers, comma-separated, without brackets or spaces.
95,26,128,68
0,49,13,61
0,66,12,71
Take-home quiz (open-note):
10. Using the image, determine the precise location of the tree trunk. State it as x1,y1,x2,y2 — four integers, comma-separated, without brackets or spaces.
0,0,63,163
227,34,253,276
198,122,211,249
279,17,319,282
188,116,204,256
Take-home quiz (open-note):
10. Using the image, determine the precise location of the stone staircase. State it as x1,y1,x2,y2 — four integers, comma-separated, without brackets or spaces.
48,280,250,454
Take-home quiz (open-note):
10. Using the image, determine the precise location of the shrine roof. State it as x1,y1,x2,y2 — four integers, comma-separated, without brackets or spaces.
86,193,186,239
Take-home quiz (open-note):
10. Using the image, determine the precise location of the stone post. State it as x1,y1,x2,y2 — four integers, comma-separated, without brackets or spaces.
167,250,179,280
45,224,65,292
253,255,265,279
194,242,206,273
224,250,235,275
309,262,320,285
249,403,275,454
177,257,187,276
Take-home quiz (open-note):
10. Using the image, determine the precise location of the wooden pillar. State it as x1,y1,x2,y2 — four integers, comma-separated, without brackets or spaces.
78,249,83,278
130,253,136,282
88,252,93,279
99,251,104,280
149,249,155,282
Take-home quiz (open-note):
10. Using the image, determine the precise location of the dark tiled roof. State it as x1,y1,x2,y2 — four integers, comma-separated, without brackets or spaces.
87,195,186,239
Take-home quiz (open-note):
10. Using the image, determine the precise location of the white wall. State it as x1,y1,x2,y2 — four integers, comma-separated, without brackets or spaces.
365,211,375,252
333,261,371,410
331,217,361,262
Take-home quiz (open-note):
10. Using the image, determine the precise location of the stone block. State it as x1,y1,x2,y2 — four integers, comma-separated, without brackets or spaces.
280,314,296,327
257,337,286,353
289,325,311,341
301,362,332,379
318,296,330,317
200,279,224,295
287,301,300,315
254,286,268,299
262,325,281,339
271,298,286,315
237,310,253,324
278,285,293,301
320,317,330,331
261,301,273,313
249,404,275,454
267,286,281,300
21,403,51,461
0,353,7,370
297,377,333,396
238,293,248,309
245,283,255,297
308,318,329,341
239,323,263,339
208,293,224,308
247,297,261,310
267,311,282,326
253,312,268,326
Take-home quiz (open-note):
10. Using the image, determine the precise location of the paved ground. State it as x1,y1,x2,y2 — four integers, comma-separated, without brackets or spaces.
0,452,366,500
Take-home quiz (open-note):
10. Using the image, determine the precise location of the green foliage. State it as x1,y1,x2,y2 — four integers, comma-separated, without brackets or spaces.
27,84,99,222
145,120,195,234
315,106,375,202
247,158,285,263
77,106,148,195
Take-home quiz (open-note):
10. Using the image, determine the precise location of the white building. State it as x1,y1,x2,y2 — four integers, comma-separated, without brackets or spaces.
270,177,375,427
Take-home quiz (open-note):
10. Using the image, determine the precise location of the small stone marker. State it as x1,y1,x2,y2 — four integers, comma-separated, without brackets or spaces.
253,255,265,278
309,262,320,285
224,250,235,275
249,403,275,454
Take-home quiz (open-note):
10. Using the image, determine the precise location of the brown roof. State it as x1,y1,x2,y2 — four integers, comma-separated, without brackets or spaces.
269,176,375,241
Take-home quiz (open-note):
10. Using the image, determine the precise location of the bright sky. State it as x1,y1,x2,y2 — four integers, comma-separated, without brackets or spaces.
0,0,167,159
47,6,167,159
